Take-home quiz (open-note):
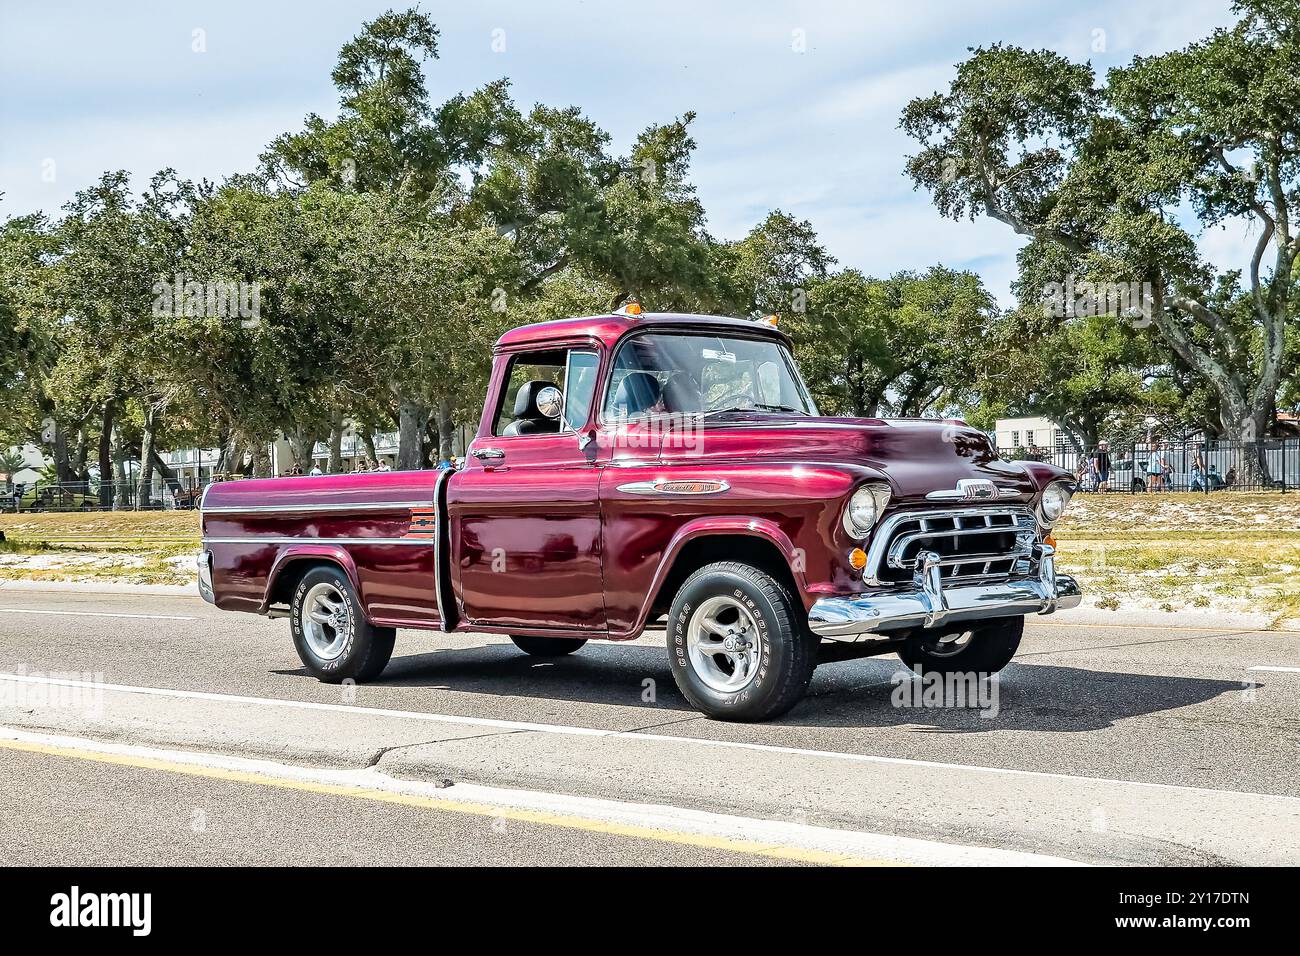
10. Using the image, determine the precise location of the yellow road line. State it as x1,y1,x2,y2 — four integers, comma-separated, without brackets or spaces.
0,737,895,867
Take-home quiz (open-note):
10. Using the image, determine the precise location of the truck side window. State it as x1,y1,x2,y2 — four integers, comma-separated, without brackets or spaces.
562,350,599,431
494,348,598,436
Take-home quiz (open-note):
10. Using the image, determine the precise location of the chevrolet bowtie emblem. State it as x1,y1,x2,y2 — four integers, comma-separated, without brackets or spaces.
403,507,438,539
957,479,998,499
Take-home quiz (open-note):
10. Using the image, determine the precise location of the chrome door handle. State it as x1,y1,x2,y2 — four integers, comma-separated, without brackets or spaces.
472,448,505,461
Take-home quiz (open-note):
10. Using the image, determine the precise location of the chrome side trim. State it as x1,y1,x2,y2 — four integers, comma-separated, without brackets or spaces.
616,479,731,495
201,500,432,515
201,536,434,546
808,573,1083,641
432,467,452,629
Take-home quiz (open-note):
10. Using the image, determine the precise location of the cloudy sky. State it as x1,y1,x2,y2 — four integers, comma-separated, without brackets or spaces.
0,0,1245,306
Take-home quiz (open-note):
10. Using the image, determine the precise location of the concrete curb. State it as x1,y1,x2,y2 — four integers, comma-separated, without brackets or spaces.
1041,605,1275,631
0,578,196,596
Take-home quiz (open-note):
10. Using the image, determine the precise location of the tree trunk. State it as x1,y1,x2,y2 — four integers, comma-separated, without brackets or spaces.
437,397,454,461
1219,392,1271,486
396,396,429,471
135,403,157,510
148,446,179,493
217,433,245,475
71,428,89,480
51,419,72,484
111,424,127,511
286,427,320,473
250,442,271,478
98,401,115,508
327,410,345,474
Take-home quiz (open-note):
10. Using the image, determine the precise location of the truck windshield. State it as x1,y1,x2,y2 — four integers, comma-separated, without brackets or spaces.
604,332,817,420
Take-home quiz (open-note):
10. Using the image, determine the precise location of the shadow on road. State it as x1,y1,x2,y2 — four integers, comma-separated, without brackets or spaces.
272,636,1256,733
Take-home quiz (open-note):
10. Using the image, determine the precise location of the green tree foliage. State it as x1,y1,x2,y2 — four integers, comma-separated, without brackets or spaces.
10,4,1276,482
901,0,1300,477
793,267,999,418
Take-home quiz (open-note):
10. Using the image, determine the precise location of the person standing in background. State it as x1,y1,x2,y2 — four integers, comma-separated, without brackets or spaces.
1189,444,1207,492
1147,442,1168,491
1091,440,1111,492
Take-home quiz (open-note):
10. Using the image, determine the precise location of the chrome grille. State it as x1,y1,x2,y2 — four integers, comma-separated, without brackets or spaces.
865,507,1036,585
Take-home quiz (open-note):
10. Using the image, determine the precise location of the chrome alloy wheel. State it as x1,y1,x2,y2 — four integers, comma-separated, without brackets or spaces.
922,628,975,658
686,595,764,694
302,581,352,662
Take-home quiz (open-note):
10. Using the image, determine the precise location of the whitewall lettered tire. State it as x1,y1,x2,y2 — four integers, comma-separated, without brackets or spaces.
289,565,396,683
667,561,817,722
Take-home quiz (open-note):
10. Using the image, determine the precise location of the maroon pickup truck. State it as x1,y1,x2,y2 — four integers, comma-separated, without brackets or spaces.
199,310,1080,720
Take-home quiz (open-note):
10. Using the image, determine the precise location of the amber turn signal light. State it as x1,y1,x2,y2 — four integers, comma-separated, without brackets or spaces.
848,548,868,570
1044,533,1057,549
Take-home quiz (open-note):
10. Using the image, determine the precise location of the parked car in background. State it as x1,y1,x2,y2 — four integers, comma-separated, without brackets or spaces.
14,484,99,512
175,473,244,510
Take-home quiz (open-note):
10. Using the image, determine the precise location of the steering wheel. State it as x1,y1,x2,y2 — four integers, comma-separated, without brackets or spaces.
707,391,755,412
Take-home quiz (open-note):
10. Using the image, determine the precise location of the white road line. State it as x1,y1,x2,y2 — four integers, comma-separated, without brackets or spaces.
0,726,1084,867
2,671,1297,803
1248,665,1300,673
0,608,195,621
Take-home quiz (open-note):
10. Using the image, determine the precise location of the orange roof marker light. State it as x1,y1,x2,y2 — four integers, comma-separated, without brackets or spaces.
615,299,643,316
757,314,779,327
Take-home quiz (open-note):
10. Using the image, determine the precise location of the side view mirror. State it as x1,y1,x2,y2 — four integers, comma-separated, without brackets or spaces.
536,385,563,419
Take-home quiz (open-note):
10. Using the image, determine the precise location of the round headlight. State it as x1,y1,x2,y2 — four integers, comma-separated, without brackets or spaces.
1038,481,1072,525
843,483,891,538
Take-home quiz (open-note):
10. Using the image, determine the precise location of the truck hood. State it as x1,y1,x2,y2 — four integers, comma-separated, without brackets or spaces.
657,415,1043,503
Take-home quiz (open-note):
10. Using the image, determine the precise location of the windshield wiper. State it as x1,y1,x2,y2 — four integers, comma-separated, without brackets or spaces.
703,403,808,418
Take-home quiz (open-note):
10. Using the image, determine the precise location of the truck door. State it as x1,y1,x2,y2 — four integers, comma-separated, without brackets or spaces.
450,345,606,630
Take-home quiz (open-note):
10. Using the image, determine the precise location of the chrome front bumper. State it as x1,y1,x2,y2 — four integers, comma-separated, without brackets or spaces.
808,545,1081,641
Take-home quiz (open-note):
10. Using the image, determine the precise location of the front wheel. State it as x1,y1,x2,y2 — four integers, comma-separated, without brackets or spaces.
667,561,817,722
290,565,396,683
896,616,1023,676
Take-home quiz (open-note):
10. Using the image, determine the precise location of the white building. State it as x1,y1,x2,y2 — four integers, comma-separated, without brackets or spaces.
1,444,50,486
993,416,1068,453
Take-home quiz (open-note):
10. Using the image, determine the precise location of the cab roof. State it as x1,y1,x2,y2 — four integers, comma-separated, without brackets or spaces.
494,312,791,352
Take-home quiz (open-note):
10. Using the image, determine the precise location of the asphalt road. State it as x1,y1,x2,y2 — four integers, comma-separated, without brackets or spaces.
1,587,1298,865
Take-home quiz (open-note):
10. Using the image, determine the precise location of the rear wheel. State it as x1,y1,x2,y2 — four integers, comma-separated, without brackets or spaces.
290,565,395,683
896,616,1023,676
667,561,817,722
510,635,587,656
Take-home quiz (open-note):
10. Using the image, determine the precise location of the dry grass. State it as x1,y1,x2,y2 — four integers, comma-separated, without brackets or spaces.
0,510,199,585
0,509,199,542
1054,493,1300,626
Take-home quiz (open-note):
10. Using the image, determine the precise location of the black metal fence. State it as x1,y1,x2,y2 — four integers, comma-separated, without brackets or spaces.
4,438,1297,511
0,479,194,512
999,439,1299,492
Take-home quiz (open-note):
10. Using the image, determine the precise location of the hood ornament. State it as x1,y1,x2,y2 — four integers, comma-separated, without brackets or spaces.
926,478,1018,501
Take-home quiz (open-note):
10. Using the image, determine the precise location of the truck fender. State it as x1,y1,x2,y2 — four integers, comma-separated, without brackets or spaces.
632,516,807,636
263,545,363,617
